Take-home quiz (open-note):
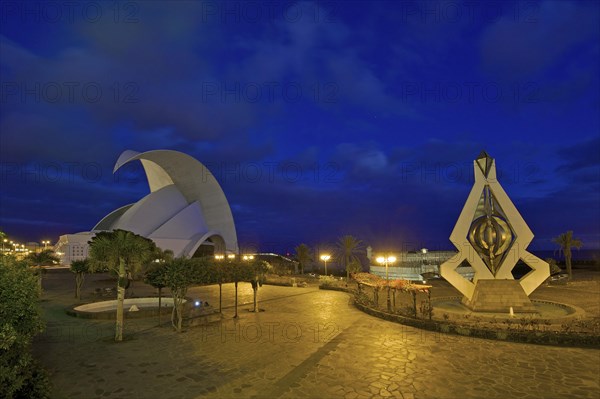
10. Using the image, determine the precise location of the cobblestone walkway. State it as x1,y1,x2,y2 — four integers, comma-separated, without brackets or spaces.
35,281,600,399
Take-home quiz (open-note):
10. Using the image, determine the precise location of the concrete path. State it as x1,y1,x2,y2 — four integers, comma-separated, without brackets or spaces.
34,280,600,399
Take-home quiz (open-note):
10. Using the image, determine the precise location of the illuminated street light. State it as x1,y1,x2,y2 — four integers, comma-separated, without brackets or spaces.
42,240,50,250
227,254,236,260
320,254,331,276
376,255,397,312
214,254,224,260
242,255,255,261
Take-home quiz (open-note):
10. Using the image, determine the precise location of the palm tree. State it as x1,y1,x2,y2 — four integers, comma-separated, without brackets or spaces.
88,230,156,341
294,244,311,275
336,235,363,281
552,231,583,281
70,259,90,300
25,250,59,294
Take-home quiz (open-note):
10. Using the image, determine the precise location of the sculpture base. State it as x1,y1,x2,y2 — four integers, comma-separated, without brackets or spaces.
462,279,537,313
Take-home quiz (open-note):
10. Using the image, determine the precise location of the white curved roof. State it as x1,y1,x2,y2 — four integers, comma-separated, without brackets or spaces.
93,149,238,256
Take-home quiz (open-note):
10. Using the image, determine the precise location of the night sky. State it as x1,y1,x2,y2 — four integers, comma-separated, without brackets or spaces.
1,1,598,254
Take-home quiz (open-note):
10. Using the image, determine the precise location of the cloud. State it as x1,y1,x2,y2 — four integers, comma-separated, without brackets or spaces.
556,136,600,171
480,1,599,79
331,142,390,179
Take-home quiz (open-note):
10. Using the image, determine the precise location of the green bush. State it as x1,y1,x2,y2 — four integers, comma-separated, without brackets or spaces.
0,256,50,398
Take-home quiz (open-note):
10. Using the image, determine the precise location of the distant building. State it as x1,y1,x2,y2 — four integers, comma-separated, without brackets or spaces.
368,249,474,281
56,149,238,265
55,233,92,264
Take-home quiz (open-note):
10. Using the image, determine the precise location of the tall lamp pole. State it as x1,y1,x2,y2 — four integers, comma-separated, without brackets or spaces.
320,254,331,276
376,255,397,312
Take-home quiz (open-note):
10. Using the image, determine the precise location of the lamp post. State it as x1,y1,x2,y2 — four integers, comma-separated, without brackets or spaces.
320,254,331,276
242,255,254,261
42,240,50,251
376,255,397,312
2,239,6,252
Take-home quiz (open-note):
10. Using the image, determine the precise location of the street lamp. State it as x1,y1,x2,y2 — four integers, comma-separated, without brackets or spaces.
2,239,6,252
242,255,254,261
320,254,331,276
376,255,397,312
42,240,50,250
227,254,236,260
214,254,225,260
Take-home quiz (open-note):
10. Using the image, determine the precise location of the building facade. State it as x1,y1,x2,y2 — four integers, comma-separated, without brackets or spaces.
368,250,474,282
56,150,238,265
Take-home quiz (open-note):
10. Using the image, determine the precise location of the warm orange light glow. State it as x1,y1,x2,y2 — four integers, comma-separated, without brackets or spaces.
376,256,396,264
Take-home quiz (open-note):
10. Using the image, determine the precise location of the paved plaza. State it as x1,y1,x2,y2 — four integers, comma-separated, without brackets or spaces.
35,270,600,399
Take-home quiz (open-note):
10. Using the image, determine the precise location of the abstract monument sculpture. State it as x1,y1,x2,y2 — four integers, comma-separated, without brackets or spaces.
440,151,549,312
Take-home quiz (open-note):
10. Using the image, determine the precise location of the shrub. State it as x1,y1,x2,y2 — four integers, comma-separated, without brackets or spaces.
0,256,50,398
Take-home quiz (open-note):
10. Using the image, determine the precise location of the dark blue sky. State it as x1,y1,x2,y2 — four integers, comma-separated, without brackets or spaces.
1,1,599,253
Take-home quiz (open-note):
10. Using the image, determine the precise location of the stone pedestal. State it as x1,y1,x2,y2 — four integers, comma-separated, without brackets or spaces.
461,279,537,313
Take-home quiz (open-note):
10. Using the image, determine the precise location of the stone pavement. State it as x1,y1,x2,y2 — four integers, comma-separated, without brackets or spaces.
34,272,600,399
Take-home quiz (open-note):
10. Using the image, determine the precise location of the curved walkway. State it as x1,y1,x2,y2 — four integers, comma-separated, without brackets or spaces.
35,277,599,399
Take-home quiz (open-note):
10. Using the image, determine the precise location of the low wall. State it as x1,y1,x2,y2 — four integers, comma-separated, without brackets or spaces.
353,299,600,348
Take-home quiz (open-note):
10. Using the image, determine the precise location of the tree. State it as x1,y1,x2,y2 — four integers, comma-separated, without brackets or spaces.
162,258,206,332
207,259,231,313
227,260,253,318
88,230,156,341
545,258,562,276
347,259,362,275
249,260,269,312
294,244,311,275
143,248,174,327
0,230,6,254
336,235,363,281
552,231,583,281
70,259,90,300
144,266,168,327
0,256,50,398
25,250,59,295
